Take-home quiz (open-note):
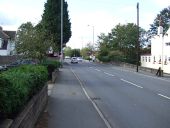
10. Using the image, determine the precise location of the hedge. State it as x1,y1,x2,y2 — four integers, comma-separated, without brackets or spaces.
0,65,48,119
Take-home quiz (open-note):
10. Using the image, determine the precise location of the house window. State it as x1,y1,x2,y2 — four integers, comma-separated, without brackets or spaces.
0,38,2,48
164,56,167,65
165,42,170,46
145,57,147,62
153,56,156,63
159,56,161,64
169,57,170,62
149,57,151,62
142,57,144,62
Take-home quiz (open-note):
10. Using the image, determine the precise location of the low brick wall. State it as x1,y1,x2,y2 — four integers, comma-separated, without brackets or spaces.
111,62,158,74
0,55,19,65
0,85,48,128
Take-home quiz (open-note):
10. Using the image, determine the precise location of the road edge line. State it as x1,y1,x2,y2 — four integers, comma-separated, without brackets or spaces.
70,68,112,128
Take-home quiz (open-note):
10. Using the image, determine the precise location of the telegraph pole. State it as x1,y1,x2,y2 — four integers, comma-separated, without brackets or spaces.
136,2,139,72
61,0,63,67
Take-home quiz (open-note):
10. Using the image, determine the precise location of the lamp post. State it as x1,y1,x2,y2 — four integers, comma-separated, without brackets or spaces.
88,25,95,47
61,0,63,66
136,2,139,72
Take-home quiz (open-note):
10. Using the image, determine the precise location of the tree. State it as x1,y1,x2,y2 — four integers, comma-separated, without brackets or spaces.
42,0,72,50
149,6,170,37
97,23,147,64
16,22,51,61
64,46,72,57
71,49,81,57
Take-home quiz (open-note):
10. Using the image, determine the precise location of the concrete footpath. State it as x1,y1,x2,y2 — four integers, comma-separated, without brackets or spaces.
35,66,106,128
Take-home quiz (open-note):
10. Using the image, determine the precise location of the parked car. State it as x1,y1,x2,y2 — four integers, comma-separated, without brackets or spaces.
6,59,37,68
71,57,78,63
77,57,83,62
6,60,23,68
0,65,7,71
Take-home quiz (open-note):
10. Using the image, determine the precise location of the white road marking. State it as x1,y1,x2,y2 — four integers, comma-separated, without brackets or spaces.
71,68,112,128
104,72,115,77
112,67,170,83
158,94,170,100
95,69,101,72
120,79,143,89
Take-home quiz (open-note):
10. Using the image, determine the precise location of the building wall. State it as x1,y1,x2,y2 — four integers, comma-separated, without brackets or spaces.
141,27,170,74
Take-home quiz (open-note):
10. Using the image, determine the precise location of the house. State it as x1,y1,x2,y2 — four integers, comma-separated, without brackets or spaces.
141,25,170,74
0,26,16,56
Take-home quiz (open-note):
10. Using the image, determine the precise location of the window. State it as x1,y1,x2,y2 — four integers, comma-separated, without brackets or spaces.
153,56,156,62
145,57,147,62
142,57,144,62
149,57,151,62
165,42,170,46
0,38,2,48
169,57,170,62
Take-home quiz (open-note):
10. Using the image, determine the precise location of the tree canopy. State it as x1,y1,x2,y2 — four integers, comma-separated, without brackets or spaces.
42,0,72,50
149,6,170,36
97,23,147,63
16,22,51,61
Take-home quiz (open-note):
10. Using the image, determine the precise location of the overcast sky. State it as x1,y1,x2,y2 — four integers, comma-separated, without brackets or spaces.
0,0,170,49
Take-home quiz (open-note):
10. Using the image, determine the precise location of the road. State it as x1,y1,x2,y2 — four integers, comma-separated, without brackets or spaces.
49,60,170,128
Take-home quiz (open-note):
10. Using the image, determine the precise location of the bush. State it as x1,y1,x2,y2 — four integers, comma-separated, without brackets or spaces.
41,60,61,80
98,56,110,62
0,65,48,118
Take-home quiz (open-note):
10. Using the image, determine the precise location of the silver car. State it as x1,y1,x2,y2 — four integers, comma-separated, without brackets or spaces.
71,57,78,63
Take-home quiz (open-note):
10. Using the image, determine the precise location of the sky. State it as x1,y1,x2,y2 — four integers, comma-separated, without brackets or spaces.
0,0,170,49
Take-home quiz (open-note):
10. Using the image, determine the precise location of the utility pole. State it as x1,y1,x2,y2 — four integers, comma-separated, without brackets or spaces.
61,0,63,67
136,2,139,72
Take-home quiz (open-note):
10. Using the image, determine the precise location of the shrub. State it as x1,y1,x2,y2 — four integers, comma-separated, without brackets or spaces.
41,60,61,80
0,65,48,118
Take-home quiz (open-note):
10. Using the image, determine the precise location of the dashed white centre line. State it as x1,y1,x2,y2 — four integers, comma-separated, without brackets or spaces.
104,72,115,77
95,69,101,72
158,94,170,100
120,79,143,89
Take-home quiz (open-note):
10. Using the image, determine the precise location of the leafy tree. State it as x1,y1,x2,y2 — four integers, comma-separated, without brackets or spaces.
71,49,81,57
64,46,72,57
42,0,72,50
97,23,147,64
149,6,170,36
16,22,51,61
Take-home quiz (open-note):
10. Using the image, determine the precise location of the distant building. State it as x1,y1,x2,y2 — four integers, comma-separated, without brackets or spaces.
141,26,170,74
0,26,16,56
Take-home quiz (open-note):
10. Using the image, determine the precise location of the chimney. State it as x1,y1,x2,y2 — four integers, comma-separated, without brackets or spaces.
0,26,2,31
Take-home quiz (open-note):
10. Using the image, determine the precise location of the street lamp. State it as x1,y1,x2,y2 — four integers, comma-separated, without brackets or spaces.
88,25,94,46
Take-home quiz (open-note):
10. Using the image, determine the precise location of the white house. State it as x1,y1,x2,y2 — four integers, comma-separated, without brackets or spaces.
141,26,170,74
0,26,16,56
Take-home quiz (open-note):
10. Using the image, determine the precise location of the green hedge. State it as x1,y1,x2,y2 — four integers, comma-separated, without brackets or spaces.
41,60,61,80
0,65,48,118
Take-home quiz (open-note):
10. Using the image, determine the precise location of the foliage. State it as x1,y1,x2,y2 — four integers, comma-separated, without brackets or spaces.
97,23,146,64
41,59,61,80
70,49,81,57
16,22,51,61
0,65,48,118
149,6,170,37
42,0,72,50
64,46,72,57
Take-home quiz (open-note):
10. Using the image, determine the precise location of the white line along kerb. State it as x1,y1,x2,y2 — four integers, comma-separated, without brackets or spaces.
71,68,112,128
121,79,143,89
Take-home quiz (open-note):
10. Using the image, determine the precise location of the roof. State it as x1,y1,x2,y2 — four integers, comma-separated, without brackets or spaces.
0,30,10,39
3,31,16,40
0,26,16,40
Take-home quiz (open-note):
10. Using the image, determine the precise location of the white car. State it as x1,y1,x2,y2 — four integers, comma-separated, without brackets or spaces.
71,57,78,63
77,57,83,62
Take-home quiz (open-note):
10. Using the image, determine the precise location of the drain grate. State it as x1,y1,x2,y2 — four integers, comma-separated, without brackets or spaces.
91,97,101,101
